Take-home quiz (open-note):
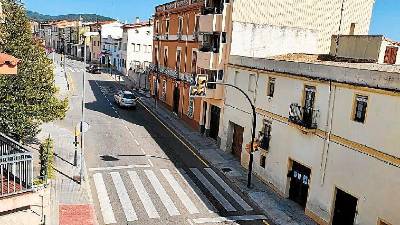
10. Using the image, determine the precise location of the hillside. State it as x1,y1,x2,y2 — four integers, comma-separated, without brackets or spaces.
27,10,115,22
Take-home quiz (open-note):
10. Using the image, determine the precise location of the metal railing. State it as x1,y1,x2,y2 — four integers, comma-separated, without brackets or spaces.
0,133,33,198
289,103,319,129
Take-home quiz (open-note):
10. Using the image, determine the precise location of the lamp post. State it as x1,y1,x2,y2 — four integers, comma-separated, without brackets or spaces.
208,82,257,188
79,31,99,184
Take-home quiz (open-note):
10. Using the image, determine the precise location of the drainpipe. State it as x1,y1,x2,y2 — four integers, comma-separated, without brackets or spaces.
320,81,336,184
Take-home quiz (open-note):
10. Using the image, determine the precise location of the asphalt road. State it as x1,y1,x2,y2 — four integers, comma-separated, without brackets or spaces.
57,55,268,225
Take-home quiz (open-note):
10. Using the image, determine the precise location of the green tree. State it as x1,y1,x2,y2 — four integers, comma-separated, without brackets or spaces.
0,0,67,141
39,136,55,181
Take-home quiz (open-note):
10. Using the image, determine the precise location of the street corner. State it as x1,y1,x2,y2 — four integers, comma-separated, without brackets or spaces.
59,204,97,225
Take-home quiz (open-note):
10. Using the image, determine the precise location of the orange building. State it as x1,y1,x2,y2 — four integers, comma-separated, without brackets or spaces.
149,0,204,130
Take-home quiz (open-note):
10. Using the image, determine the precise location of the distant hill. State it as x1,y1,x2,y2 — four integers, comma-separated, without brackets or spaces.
27,10,115,22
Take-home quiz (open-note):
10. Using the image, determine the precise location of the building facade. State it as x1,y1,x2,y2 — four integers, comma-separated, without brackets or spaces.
149,0,204,130
100,21,123,66
219,53,400,225
121,19,153,79
230,0,375,53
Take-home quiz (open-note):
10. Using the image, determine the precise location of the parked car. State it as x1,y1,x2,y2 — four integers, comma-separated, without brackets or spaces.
86,64,101,74
114,90,137,108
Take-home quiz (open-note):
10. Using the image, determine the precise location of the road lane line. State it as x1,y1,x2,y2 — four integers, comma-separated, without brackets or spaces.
191,215,268,224
190,168,236,212
137,100,209,167
134,139,140,146
127,171,160,219
110,172,138,221
144,170,180,216
147,158,154,167
160,169,199,214
89,164,151,171
92,173,116,224
176,169,216,213
204,168,253,211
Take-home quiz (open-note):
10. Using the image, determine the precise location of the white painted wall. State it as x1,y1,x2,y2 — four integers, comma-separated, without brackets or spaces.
220,64,400,224
231,21,319,58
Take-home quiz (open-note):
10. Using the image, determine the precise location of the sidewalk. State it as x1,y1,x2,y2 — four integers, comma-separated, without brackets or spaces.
37,58,96,225
135,91,317,225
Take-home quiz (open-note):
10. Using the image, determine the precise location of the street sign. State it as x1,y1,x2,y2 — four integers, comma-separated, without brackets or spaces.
189,74,208,97
76,121,90,133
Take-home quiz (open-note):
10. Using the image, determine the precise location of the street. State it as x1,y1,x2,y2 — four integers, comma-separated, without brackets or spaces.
58,56,268,225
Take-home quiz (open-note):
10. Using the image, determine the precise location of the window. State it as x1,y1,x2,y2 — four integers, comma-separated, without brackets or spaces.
176,48,182,72
132,43,136,52
178,17,183,35
137,44,141,52
221,32,227,43
354,95,368,123
234,71,239,85
155,20,160,34
191,49,197,74
267,77,275,97
248,74,256,92
259,120,271,150
165,19,170,34
194,15,200,33
164,47,168,66
260,155,266,168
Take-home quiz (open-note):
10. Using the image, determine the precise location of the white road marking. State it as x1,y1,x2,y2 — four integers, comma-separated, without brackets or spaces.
147,158,154,167
205,168,253,211
127,171,160,219
160,169,199,214
92,173,116,224
89,164,151,171
191,215,267,224
144,170,180,216
190,168,236,212
110,172,138,221
176,169,216,213
134,139,140,146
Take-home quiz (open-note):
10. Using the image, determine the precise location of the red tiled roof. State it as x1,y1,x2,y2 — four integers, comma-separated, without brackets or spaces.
0,53,20,66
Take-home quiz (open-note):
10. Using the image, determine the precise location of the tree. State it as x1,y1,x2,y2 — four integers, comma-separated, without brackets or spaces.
0,0,67,141
39,136,55,182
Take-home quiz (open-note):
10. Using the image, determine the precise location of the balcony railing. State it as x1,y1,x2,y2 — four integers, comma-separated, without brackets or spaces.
288,103,319,129
149,63,195,84
0,133,33,198
259,135,271,150
156,0,205,13
199,42,219,53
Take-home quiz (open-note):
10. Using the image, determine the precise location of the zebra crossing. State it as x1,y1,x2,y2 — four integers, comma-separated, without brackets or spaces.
91,167,257,224
67,67,85,73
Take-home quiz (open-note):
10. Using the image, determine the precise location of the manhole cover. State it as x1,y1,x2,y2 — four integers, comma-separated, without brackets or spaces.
221,167,232,173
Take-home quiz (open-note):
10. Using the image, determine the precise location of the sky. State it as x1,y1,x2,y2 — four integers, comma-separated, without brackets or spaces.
23,0,400,41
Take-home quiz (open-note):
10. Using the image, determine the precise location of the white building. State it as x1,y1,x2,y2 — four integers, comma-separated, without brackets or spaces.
121,19,153,89
219,49,400,224
100,21,123,66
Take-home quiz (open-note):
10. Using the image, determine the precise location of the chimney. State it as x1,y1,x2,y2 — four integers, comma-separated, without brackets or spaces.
135,17,140,24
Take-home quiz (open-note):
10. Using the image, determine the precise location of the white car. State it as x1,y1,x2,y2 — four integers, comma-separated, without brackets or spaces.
114,90,137,108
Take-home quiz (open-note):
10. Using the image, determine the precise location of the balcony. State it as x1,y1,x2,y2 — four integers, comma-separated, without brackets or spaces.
0,133,33,198
199,14,223,33
198,50,221,70
288,103,319,130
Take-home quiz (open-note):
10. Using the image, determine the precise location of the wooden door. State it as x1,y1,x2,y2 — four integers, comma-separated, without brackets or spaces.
231,124,244,160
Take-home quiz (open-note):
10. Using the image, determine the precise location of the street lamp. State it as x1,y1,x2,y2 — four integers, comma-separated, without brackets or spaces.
77,31,99,184
208,82,257,188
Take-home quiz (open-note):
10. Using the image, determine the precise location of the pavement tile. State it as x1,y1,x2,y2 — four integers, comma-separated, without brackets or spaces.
59,204,95,225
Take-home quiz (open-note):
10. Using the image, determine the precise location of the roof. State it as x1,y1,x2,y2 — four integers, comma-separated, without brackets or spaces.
0,53,20,66
229,55,400,92
270,53,400,73
122,21,152,29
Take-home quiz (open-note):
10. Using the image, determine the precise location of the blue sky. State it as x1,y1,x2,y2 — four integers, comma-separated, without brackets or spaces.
23,0,399,41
